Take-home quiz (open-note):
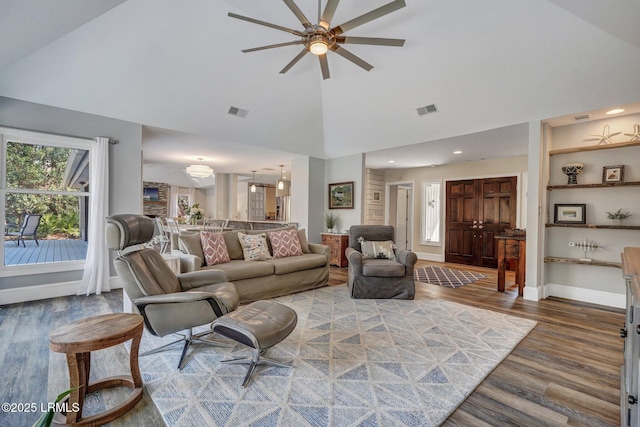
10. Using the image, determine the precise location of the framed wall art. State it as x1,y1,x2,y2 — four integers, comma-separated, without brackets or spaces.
554,203,586,224
602,165,624,183
329,181,354,209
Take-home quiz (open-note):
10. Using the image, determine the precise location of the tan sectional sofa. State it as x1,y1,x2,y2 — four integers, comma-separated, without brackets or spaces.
175,228,330,303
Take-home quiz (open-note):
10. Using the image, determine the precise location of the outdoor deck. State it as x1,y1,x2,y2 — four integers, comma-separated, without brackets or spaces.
4,239,87,265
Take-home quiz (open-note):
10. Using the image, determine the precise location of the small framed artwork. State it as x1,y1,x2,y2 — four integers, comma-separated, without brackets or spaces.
554,203,586,224
143,187,160,202
602,165,624,183
373,191,381,203
329,181,354,209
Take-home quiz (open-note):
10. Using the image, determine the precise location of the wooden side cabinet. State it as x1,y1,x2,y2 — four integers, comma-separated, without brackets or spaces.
321,233,349,268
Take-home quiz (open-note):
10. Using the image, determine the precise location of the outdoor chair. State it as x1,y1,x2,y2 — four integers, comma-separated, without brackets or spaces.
5,214,42,246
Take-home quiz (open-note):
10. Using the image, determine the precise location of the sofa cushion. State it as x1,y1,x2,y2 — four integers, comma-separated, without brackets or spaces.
362,259,405,277
206,260,274,281
200,231,230,266
238,232,272,261
222,230,245,260
178,232,205,266
268,228,303,258
360,239,397,261
268,254,328,275
297,228,311,254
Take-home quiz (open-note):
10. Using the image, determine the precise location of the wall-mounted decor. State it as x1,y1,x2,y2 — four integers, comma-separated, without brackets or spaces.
373,191,381,202
329,181,354,209
602,165,624,183
143,187,159,202
554,204,586,224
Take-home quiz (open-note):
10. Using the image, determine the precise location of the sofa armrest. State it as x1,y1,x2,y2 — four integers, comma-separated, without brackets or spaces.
177,270,229,291
174,251,202,272
345,247,363,274
133,291,213,306
396,249,418,269
309,243,330,262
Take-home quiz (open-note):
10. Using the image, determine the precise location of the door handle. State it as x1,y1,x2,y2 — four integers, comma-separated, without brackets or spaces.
471,225,478,229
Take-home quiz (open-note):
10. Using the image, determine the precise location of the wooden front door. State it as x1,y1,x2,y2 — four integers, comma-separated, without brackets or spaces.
445,176,517,268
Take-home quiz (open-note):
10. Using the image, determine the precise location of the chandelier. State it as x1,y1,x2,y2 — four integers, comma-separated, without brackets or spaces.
186,158,213,178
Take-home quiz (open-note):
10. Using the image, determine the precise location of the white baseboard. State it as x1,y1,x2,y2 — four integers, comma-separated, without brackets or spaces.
0,277,122,306
415,252,444,262
522,285,543,301
545,282,625,309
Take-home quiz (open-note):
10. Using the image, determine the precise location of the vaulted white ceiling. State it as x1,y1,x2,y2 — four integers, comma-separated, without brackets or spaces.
1,0,639,176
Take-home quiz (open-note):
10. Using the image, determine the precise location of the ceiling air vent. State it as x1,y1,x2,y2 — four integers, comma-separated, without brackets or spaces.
228,106,249,118
573,114,590,121
417,104,438,116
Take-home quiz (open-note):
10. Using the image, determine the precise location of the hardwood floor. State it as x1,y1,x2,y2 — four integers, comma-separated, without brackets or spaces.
0,260,624,426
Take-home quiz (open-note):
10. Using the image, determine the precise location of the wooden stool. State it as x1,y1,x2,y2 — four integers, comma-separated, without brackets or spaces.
49,313,144,426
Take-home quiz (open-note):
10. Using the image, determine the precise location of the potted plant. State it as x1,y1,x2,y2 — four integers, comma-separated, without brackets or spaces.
606,208,631,225
324,212,338,233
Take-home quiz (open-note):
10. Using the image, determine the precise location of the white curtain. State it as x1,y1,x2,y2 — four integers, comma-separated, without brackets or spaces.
169,186,179,217
77,137,110,295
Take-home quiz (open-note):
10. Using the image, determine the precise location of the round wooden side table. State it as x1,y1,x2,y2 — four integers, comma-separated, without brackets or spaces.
49,313,144,426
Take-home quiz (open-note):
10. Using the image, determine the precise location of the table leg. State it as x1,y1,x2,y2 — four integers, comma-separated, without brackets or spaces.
497,239,506,292
517,240,526,296
129,326,143,388
65,351,90,423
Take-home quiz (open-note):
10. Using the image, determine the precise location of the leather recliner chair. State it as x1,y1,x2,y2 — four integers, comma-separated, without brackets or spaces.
345,225,417,299
106,214,240,369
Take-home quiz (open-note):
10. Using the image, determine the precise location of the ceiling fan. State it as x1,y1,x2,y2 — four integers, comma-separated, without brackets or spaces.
228,0,406,80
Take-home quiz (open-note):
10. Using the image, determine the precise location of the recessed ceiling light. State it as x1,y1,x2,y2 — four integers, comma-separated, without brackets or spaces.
388,160,395,164
453,150,462,154
606,108,625,115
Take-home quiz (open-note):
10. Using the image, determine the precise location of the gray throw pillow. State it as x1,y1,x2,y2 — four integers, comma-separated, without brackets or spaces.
178,232,205,266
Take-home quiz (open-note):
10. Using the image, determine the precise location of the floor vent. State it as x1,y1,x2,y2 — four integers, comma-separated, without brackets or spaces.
573,114,590,121
417,104,438,116
228,106,249,118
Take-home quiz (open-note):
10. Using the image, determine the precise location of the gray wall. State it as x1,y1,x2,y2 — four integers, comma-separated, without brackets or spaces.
0,96,143,290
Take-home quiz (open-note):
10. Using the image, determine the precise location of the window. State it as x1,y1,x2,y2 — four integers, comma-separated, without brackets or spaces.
1,127,93,275
421,180,441,245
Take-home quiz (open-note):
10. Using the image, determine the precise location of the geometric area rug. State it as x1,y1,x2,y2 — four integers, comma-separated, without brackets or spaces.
414,266,486,288
139,283,536,427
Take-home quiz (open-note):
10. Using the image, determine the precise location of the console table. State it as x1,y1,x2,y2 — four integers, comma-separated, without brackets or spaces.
495,234,526,296
321,233,349,267
49,313,144,425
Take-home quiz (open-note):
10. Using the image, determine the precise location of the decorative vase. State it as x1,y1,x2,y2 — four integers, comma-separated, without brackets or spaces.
191,217,198,226
561,162,584,185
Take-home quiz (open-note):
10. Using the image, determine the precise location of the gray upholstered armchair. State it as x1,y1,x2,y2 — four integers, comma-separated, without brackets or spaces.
345,225,417,299
106,214,240,369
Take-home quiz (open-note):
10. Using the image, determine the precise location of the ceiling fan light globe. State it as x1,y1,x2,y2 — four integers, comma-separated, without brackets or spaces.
310,40,328,55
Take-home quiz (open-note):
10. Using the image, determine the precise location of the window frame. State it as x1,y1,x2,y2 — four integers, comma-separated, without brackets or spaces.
0,127,93,277
420,179,442,246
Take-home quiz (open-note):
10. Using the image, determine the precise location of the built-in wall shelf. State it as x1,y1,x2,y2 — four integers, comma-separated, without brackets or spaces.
548,140,640,156
545,223,640,230
544,256,622,268
547,181,640,190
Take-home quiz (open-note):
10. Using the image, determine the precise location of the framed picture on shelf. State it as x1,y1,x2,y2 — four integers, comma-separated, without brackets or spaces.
329,181,354,209
602,165,624,183
554,203,586,224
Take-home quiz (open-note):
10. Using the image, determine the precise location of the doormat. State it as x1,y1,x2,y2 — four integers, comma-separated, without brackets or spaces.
414,266,485,288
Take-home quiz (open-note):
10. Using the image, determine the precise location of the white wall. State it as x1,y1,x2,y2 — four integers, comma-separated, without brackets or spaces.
324,153,365,233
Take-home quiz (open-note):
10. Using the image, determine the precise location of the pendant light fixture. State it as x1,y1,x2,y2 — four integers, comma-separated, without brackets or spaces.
277,165,285,190
186,157,213,178
250,170,257,193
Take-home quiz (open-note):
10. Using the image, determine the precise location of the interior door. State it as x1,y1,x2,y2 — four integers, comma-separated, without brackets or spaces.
396,187,409,250
445,177,517,268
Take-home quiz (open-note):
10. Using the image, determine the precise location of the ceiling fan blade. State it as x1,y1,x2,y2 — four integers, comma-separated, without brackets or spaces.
280,48,309,74
331,45,373,71
242,40,305,53
318,54,330,80
228,12,304,37
319,0,340,29
282,0,313,29
331,0,406,36
336,36,405,47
